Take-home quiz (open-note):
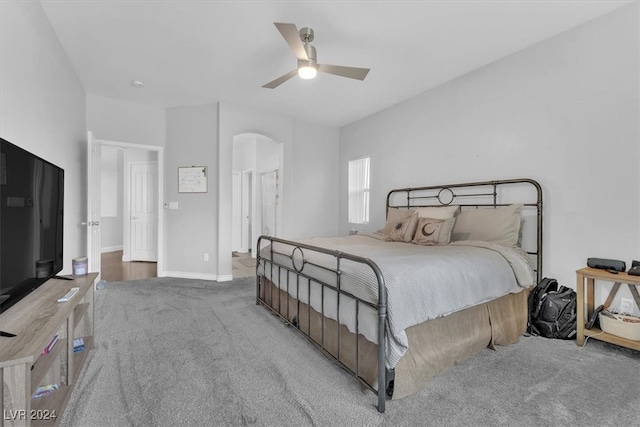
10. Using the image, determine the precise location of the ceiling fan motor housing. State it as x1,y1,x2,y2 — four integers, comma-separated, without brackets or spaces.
299,27,314,43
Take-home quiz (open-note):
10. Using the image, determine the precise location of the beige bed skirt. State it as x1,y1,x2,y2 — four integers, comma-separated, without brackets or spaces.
259,277,529,400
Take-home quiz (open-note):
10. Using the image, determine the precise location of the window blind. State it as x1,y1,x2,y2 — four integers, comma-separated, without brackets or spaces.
348,157,370,224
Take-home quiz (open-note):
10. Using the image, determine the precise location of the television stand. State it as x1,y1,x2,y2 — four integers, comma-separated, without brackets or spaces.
0,273,96,426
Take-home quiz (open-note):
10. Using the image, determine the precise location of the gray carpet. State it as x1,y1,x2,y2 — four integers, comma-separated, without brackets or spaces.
61,276,640,426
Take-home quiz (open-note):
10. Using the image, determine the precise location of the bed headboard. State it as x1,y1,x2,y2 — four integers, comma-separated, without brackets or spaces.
386,178,543,283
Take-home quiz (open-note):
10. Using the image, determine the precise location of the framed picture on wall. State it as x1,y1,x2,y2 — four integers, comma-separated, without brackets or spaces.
178,166,207,193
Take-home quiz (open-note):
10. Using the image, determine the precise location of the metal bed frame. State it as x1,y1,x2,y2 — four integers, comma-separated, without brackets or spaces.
256,178,543,413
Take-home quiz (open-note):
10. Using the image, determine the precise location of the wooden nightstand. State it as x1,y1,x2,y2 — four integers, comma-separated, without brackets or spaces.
576,267,640,350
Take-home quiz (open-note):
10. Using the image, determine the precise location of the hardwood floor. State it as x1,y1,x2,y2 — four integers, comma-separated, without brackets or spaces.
100,251,157,282
101,250,255,282
232,251,256,278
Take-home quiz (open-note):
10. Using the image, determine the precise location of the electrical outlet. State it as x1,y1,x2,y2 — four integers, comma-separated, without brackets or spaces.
203,253,209,262
620,297,633,313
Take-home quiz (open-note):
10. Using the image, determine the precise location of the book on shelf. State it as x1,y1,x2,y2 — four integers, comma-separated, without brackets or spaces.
73,337,85,353
41,335,59,355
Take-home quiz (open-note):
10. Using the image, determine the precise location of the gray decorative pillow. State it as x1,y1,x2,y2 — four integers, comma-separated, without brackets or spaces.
412,217,456,246
450,204,523,247
382,208,418,243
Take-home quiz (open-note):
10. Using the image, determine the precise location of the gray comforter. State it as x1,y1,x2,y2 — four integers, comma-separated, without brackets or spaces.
258,233,535,368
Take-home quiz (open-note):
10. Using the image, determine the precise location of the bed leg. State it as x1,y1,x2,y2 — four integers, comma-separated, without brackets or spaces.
374,270,388,413
377,367,386,412
255,275,260,305
377,294,387,413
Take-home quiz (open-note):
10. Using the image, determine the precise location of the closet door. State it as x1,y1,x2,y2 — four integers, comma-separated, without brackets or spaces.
130,162,158,262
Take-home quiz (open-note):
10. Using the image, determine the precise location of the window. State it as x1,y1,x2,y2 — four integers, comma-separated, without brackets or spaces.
348,156,370,224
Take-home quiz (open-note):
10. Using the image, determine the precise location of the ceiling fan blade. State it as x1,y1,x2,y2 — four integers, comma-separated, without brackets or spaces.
262,69,298,89
274,22,308,61
317,64,370,81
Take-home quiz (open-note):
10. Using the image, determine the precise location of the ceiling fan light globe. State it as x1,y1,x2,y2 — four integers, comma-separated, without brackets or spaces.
298,66,317,80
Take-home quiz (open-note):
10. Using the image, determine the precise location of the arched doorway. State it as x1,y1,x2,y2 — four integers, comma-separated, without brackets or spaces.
230,133,283,277
217,102,294,281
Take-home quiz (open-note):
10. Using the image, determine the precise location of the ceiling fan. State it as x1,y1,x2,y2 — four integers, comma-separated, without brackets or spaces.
262,22,370,89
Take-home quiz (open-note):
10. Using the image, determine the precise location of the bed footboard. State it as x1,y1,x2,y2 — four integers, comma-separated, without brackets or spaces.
255,236,389,412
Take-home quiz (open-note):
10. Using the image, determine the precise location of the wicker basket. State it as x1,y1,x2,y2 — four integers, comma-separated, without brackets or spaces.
599,313,640,341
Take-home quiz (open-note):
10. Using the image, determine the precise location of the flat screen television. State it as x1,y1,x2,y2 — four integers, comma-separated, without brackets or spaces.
0,137,64,314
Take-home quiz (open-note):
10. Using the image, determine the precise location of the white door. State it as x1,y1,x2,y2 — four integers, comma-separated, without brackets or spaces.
130,162,158,261
86,131,102,280
232,171,242,252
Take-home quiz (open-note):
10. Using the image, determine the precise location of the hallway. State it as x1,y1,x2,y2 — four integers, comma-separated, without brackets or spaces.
100,251,157,282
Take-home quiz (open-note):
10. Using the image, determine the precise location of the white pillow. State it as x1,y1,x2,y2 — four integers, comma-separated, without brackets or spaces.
415,205,460,219
450,204,523,247
382,208,418,243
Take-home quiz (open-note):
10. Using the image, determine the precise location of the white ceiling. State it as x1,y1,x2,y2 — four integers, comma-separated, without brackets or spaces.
39,0,631,128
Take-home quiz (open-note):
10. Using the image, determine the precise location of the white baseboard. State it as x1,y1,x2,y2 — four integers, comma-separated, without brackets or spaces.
158,270,218,281
101,246,123,253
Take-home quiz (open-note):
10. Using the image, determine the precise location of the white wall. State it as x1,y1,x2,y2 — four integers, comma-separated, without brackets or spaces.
232,135,256,173
339,5,639,291
0,1,86,274
165,104,218,279
256,135,281,173
290,120,340,239
86,95,165,147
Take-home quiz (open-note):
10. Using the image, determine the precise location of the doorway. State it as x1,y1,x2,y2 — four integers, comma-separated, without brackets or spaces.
87,132,164,279
232,133,282,260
